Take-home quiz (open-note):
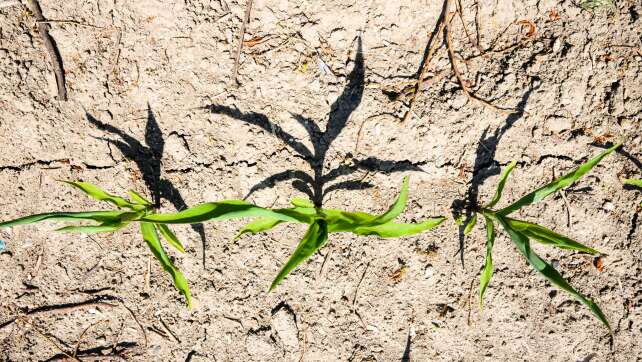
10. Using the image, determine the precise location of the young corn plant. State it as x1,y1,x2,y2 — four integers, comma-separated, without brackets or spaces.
0,181,192,307
142,176,445,291
463,143,621,329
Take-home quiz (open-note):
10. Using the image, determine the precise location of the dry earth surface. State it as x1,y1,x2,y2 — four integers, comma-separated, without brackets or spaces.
0,0,641,361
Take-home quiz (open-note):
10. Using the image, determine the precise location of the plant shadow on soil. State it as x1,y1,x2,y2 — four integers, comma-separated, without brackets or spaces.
204,37,422,208
450,77,540,267
85,105,208,268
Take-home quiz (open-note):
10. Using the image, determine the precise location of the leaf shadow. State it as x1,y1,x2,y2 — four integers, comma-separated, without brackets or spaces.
450,77,540,267
204,37,422,207
85,105,209,269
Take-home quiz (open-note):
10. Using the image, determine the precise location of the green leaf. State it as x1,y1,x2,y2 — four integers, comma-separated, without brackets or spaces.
351,217,446,238
235,217,286,239
494,214,610,329
129,190,152,205
156,224,185,253
56,221,129,234
0,210,138,228
290,197,314,208
269,220,328,291
507,218,599,254
623,178,642,188
369,176,410,224
463,213,477,235
320,208,381,232
479,216,495,308
485,161,517,209
62,181,140,210
142,200,311,224
140,222,192,308
499,143,621,216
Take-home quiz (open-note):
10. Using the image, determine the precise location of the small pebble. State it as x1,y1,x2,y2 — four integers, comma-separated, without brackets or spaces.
0,239,4,252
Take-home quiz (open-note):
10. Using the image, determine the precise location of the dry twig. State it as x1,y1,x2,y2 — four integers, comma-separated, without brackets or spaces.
25,0,68,101
232,0,253,84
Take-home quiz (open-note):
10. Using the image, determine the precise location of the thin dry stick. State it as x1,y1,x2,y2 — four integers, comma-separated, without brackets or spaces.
352,262,370,307
73,320,107,358
37,19,104,29
25,0,68,101
444,10,516,115
158,315,180,343
402,19,447,122
121,303,148,348
17,318,77,361
455,0,483,54
232,0,253,84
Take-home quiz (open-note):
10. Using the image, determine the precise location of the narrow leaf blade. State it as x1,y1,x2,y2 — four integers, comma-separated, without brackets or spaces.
351,217,445,238
623,178,642,187
485,161,517,208
290,197,314,208
235,217,285,239
140,222,191,308
0,211,136,228
56,221,129,234
495,214,610,329
499,143,621,215
507,218,599,254
463,213,477,235
129,190,152,205
269,220,328,291
369,176,410,224
156,224,186,253
479,216,495,308
62,181,137,210
142,200,309,224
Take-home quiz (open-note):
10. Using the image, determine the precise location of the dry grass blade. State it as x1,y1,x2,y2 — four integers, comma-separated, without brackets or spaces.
402,19,447,122
232,0,254,84
25,0,67,101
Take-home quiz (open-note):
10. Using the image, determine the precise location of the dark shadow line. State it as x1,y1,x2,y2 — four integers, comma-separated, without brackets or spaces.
401,329,411,362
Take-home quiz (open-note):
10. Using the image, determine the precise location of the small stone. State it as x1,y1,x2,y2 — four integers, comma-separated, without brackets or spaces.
603,201,614,211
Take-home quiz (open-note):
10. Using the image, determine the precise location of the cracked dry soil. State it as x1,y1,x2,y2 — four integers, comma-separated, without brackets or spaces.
1,0,642,361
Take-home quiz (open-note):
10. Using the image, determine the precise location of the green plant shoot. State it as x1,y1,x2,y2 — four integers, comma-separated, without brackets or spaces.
0,181,192,308
463,143,621,330
143,176,445,291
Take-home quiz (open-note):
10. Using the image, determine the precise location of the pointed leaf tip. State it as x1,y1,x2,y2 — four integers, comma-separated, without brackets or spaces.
499,144,620,216
270,221,328,290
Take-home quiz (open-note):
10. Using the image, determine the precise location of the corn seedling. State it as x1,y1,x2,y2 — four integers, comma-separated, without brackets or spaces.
142,176,445,290
463,143,621,329
0,181,192,307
